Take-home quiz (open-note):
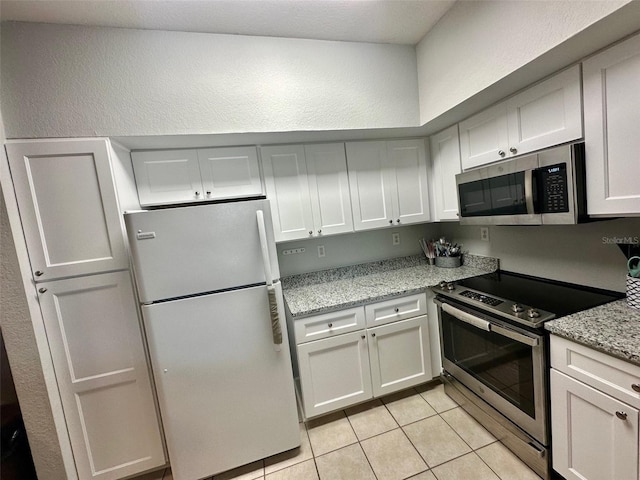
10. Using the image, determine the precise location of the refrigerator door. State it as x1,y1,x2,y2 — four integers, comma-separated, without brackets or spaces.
125,199,280,303
143,282,299,480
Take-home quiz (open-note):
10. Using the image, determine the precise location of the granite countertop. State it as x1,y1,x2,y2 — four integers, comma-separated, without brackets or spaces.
282,254,498,318
545,300,640,366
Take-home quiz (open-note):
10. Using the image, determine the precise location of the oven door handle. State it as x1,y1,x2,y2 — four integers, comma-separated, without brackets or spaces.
442,303,540,347
442,303,490,331
491,324,540,347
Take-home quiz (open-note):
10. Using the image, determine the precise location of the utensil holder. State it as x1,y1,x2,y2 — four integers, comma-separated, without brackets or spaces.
627,275,640,310
435,256,461,268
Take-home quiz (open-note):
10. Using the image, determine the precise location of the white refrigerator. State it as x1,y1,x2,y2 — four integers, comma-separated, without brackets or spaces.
125,199,300,480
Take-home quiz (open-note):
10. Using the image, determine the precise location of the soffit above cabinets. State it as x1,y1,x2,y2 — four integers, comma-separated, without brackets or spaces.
0,0,456,45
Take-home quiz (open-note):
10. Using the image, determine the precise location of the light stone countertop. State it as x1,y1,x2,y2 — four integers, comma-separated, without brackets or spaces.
545,299,640,366
282,254,498,318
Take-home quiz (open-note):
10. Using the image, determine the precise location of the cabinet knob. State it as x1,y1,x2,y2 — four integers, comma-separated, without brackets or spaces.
309,231,313,236
361,335,366,339
38,288,47,294
206,191,211,196
328,323,333,328
34,270,44,277
371,333,376,337
396,219,400,224
632,384,640,393
318,229,322,234
615,411,628,420
195,191,200,196
389,220,393,224
394,308,400,313
498,150,506,157
509,147,518,154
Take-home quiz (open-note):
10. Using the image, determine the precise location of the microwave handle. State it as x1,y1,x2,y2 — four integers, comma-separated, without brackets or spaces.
525,169,535,214
442,303,491,331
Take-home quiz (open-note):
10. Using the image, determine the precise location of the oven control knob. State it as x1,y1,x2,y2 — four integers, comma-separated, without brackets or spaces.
511,303,524,313
439,281,447,289
446,283,455,291
527,309,541,318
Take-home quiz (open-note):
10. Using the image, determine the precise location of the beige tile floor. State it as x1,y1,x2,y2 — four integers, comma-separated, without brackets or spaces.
166,383,543,480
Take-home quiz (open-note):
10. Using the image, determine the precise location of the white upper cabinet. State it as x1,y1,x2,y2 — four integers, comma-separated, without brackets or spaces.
131,146,263,206
37,271,166,480
262,143,353,242
347,139,430,231
197,146,263,200
429,125,462,221
460,65,582,170
304,143,354,237
6,139,128,281
583,33,640,216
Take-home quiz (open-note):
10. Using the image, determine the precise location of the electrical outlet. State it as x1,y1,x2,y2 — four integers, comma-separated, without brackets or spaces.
392,232,400,246
317,245,325,258
480,227,490,242
282,248,305,255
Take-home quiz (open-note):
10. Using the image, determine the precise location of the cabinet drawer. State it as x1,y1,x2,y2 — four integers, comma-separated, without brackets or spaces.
294,307,365,344
550,335,640,409
365,293,427,328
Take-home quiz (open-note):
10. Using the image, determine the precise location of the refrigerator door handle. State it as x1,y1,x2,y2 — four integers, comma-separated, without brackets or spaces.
257,210,283,349
256,210,274,286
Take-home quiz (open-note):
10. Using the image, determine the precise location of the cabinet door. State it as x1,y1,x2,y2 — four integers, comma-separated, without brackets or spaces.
346,141,394,231
387,140,431,225
6,139,128,281
429,126,463,221
261,145,314,242
368,316,431,398
131,149,203,206
304,143,354,236
297,331,372,418
507,65,582,157
459,103,509,170
37,271,166,480
197,146,263,200
584,33,640,216
551,370,639,480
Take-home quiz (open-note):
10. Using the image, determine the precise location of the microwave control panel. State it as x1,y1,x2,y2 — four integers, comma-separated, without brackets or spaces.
538,163,569,213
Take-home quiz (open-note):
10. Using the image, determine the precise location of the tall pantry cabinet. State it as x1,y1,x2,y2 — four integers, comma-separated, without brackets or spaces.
5,139,166,480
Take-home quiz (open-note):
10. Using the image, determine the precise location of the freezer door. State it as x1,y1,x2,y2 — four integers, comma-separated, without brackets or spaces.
142,283,300,480
125,199,280,303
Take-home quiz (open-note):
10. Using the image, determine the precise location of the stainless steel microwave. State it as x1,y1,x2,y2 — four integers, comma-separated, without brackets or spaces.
456,142,586,225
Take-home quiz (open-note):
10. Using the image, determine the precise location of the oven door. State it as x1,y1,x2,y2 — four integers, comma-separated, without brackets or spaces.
436,298,548,444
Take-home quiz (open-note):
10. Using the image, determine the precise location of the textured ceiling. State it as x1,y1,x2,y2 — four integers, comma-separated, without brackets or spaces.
0,0,456,45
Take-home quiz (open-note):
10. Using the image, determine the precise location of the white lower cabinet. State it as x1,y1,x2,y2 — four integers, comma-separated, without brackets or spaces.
550,336,640,480
292,293,431,419
37,271,166,480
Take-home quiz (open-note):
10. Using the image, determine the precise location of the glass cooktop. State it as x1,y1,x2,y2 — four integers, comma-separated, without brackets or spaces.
455,271,623,318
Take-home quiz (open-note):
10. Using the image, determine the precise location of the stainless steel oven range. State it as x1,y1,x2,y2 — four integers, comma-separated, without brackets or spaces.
432,271,622,480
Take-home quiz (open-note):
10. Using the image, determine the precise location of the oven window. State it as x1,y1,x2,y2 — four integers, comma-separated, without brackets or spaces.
442,312,535,418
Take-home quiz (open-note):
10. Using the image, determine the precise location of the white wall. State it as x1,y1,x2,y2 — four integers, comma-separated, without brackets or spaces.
438,219,640,293
416,0,631,125
278,223,441,276
0,22,419,139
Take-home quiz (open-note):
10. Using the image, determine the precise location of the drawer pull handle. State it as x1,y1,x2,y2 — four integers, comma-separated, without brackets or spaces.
632,384,640,393
328,323,333,328
615,411,627,420
394,308,400,313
